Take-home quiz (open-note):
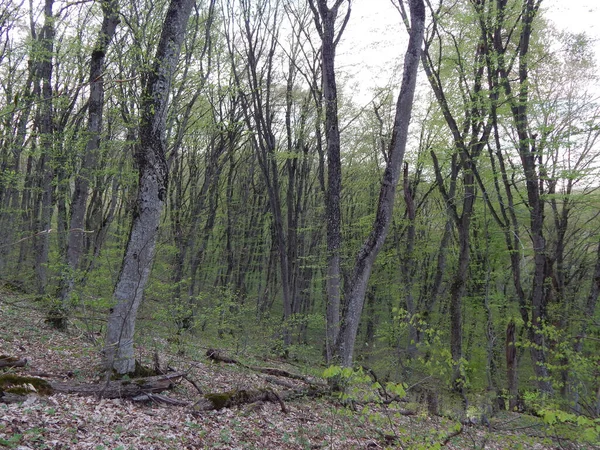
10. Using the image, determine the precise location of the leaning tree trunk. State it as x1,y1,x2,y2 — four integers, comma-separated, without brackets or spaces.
337,0,425,367
104,0,195,375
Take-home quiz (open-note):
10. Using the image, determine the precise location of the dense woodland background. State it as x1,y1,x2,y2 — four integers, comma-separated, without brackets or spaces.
1,0,600,422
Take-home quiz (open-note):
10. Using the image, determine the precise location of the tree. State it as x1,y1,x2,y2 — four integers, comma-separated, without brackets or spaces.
308,0,350,362
336,0,425,367
54,0,120,328
31,0,56,296
471,0,552,394
104,0,195,375
415,0,494,392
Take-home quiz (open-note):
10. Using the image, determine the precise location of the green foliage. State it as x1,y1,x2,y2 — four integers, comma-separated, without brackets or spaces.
322,366,468,449
323,365,406,405
0,432,23,449
1,2,600,442
541,407,600,445
375,306,408,348
416,328,461,388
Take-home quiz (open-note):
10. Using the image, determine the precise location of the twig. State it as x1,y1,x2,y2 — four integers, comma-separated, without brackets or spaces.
183,374,203,395
442,425,463,446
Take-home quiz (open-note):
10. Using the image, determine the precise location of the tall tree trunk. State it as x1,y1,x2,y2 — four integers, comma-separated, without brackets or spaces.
54,0,120,327
0,71,34,276
308,0,350,362
418,0,492,390
337,0,425,367
33,0,55,296
400,163,418,358
493,0,552,394
572,241,600,411
104,0,194,375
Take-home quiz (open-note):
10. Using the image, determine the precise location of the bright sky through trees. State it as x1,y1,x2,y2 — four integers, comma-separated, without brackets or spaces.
337,0,600,105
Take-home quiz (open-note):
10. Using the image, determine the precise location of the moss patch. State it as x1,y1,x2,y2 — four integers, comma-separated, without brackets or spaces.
0,374,53,395
110,360,158,381
204,390,249,409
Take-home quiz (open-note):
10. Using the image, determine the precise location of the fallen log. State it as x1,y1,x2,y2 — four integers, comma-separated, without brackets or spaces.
192,388,287,413
249,366,320,384
51,372,186,399
206,349,326,387
0,393,27,404
265,376,296,389
0,355,27,369
0,374,53,396
0,372,186,402
131,393,189,406
206,349,237,364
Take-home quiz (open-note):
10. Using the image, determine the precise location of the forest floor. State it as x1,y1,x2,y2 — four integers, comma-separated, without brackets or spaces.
0,287,591,449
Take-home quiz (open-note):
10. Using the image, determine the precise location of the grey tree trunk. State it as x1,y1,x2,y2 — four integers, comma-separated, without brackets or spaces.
104,0,195,375
337,0,425,367
0,71,34,276
308,0,350,363
33,0,55,296
56,0,120,326
506,320,518,411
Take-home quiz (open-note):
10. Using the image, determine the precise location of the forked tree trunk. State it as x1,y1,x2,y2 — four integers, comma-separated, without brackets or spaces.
104,0,194,375
492,0,552,394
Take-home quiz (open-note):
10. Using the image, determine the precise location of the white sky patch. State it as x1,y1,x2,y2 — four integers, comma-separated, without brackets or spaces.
337,0,408,105
336,0,600,106
544,0,600,45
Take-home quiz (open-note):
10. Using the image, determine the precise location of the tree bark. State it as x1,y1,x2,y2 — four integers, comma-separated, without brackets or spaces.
56,0,120,326
337,0,425,367
506,320,518,410
32,0,55,296
401,163,418,358
308,0,350,362
492,0,552,394
104,0,195,375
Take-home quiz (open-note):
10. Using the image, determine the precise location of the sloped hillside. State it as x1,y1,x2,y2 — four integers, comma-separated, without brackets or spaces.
0,288,581,449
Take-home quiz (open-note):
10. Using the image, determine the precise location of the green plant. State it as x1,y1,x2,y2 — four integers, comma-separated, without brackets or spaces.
541,407,600,445
0,433,23,449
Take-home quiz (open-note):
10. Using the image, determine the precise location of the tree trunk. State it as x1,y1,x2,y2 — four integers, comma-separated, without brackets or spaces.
56,0,120,326
337,0,425,367
0,70,34,276
506,320,518,411
104,0,194,375
401,163,418,358
308,0,350,362
32,0,55,296
493,0,552,394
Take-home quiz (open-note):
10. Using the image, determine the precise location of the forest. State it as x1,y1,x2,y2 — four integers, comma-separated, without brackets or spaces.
1,0,600,445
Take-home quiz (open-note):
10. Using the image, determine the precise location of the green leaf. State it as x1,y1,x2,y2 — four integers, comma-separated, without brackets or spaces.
323,365,341,378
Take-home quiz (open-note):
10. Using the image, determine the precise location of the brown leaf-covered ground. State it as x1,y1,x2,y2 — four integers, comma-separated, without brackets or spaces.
0,288,588,449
